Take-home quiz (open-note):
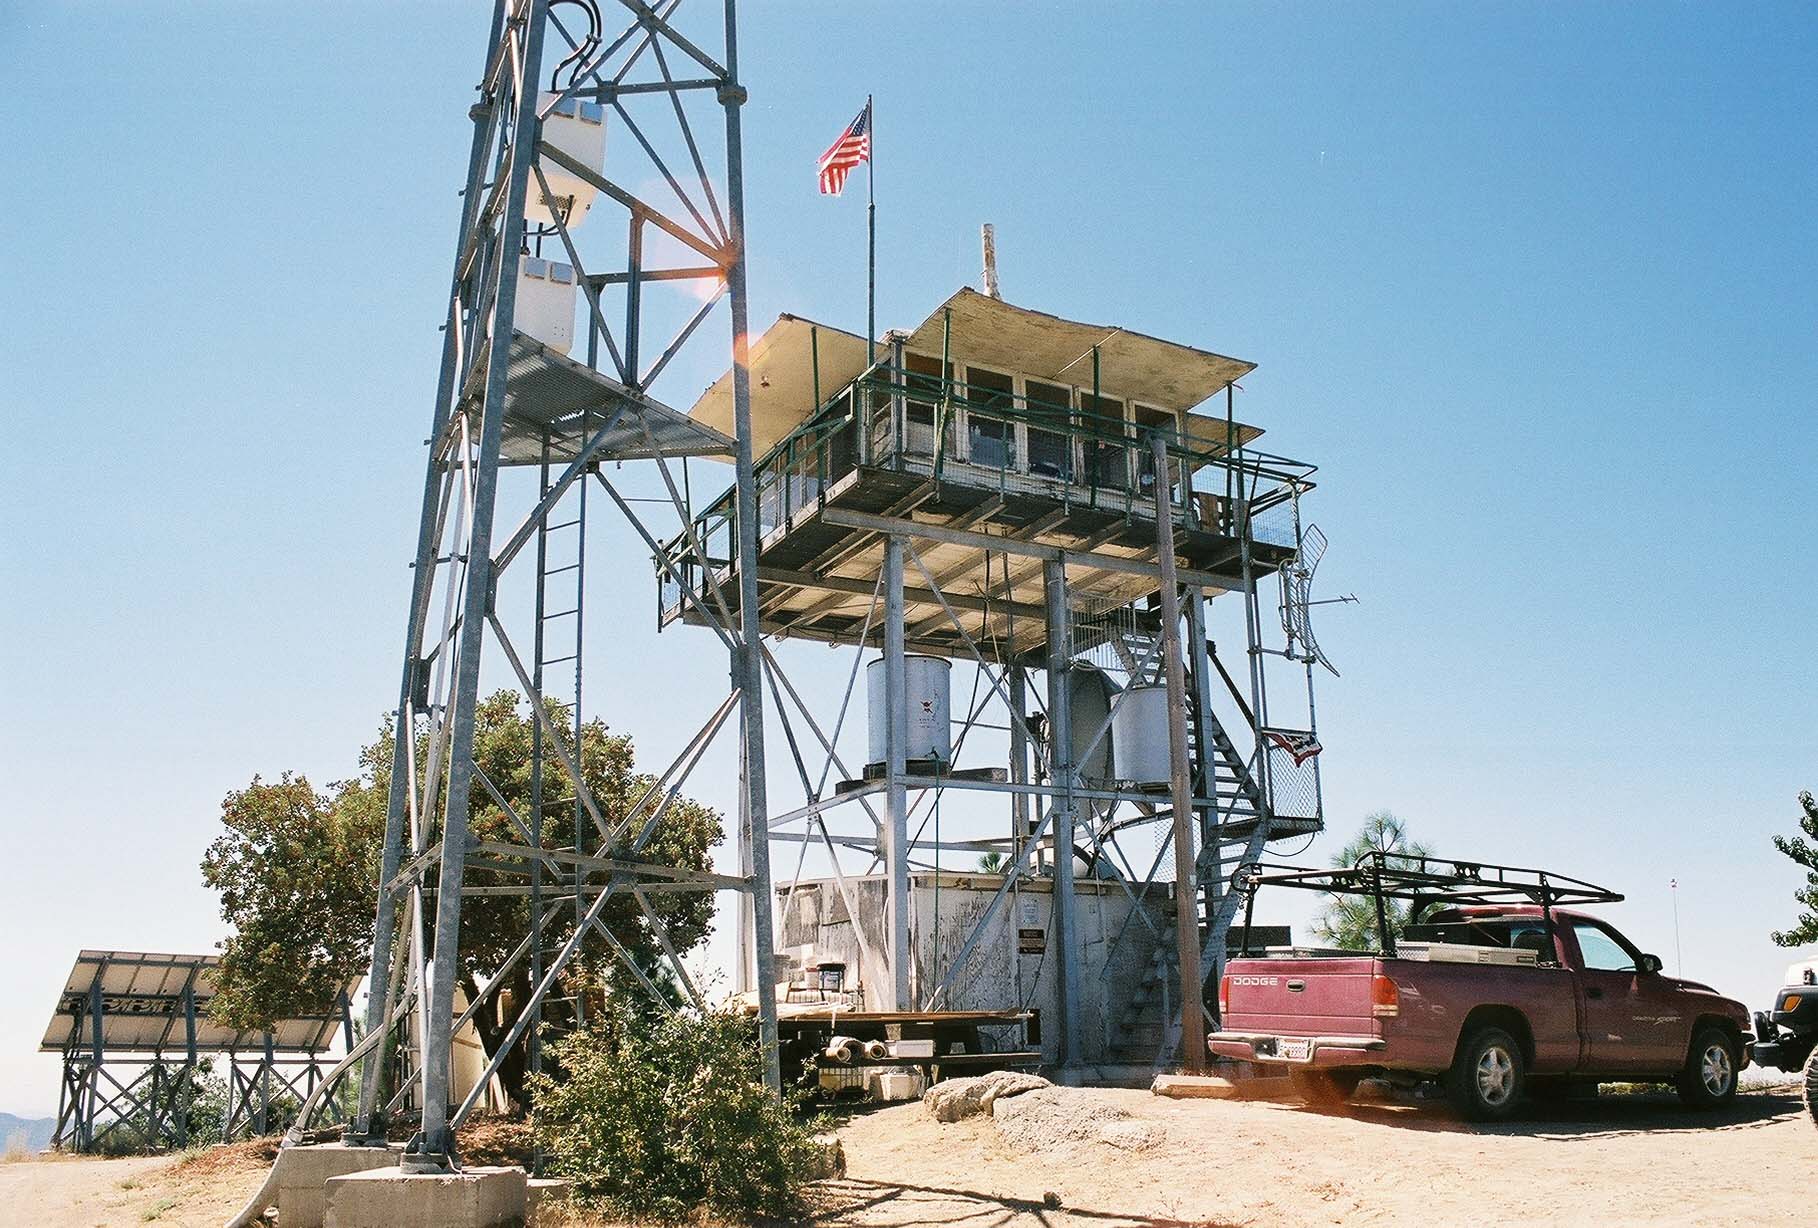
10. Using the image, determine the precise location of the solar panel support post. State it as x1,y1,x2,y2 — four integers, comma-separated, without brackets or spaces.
84,973,103,1150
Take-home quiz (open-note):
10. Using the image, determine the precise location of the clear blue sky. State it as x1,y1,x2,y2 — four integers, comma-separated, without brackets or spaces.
2,3,1814,1117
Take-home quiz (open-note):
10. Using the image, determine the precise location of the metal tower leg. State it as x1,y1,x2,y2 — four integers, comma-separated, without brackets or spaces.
1044,559,1083,1068
351,0,511,1146
412,1,552,1168
882,534,911,1010
721,1,781,1091
1152,433,1205,1072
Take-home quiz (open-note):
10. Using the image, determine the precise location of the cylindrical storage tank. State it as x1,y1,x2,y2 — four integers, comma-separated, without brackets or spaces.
866,655,952,766
1111,684,1173,787
1068,665,1115,789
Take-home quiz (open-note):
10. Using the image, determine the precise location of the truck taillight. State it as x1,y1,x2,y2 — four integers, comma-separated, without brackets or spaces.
1371,974,1400,1017
1218,973,1231,1017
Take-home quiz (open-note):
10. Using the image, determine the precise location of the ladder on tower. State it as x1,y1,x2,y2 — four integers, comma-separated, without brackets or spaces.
527,428,590,1083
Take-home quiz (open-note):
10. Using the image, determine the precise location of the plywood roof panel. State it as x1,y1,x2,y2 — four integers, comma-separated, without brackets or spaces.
902,288,1256,416
687,314,871,458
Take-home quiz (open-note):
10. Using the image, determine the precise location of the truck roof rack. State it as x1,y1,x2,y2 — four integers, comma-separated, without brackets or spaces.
1231,852,1622,959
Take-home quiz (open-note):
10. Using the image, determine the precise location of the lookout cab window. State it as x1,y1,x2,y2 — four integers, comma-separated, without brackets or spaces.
963,366,1016,470
1079,392,1127,493
902,353,950,458
1025,380,1072,480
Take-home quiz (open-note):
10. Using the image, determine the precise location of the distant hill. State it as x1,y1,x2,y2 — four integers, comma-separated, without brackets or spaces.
0,1112,56,1153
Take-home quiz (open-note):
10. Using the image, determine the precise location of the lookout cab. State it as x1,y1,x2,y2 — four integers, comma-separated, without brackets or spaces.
662,288,1311,659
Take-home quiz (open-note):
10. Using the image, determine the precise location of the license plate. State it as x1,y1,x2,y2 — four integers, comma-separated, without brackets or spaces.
1277,1038,1313,1062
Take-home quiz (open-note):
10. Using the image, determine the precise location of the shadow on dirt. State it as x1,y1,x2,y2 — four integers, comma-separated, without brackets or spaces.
1282,1085,1805,1139
810,1177,1238,1228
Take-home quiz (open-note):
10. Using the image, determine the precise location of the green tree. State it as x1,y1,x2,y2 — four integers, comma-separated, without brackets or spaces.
1771,791,1818,948
201,773,378,1031
200,690,722,1108
1313,810,1434,951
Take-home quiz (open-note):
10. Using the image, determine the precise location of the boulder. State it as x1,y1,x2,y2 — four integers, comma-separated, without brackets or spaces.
922,1069,1051,1122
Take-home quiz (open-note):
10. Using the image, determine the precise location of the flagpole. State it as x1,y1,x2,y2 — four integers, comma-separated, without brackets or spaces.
866,94,876,364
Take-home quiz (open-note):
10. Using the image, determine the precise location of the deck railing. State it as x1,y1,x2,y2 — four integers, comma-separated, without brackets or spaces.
655,362,1317,619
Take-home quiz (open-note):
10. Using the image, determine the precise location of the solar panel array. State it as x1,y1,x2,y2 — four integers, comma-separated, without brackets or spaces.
40,950,350,1055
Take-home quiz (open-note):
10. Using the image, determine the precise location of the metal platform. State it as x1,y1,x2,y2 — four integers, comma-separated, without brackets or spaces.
662,467,1296,660
472,331,735,465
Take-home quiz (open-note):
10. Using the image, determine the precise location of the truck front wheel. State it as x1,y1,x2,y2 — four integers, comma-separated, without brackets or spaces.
1447,1027,1525,1122
1675,1026,1740,1109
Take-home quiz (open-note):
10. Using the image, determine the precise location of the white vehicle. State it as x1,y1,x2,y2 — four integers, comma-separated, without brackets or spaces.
1752,953,1818,1127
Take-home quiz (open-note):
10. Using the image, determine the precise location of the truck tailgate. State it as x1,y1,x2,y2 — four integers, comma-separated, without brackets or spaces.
1224,956,1383,1035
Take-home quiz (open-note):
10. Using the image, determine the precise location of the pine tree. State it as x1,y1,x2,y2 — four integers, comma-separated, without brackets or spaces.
1314,811,1434,951
1771,791,1818,948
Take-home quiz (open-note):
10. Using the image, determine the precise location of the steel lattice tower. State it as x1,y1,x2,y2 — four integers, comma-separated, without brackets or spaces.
341,0,779,1168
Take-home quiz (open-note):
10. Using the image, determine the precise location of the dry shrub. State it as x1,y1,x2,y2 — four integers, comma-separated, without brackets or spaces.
531,1003,822,1222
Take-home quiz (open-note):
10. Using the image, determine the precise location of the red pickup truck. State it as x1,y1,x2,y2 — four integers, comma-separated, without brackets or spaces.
1208,857,1754,1121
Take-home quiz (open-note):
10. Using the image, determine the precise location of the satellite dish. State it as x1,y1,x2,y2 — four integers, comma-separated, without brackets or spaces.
1279,522,1350,677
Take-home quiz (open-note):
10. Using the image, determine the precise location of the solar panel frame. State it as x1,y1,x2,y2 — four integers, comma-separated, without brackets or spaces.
40,951,351,1056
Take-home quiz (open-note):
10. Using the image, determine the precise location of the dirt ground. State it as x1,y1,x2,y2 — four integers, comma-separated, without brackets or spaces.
820,1081,1814,1228
2,1083,1810,1228
0,1147,269,1228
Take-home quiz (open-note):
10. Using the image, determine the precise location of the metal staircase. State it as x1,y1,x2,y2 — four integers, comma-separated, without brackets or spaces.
1105,639,1274,1064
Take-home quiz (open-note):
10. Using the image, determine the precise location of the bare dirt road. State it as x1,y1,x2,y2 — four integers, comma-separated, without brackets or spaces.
2,1084,1810,1228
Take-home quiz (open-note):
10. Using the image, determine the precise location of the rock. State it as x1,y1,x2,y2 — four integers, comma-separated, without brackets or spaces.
921,1070,1051,1122
991,1087,1163,1154
1151,1073,1238,1099
1042,1191,1063,1209
1098,1120,1160,1151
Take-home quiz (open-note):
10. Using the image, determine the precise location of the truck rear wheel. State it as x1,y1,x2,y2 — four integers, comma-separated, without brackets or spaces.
1289,1069,1361,1107
1804,1044,1817,1128
1675,1026,1739,1109
1447,1026,1525,1122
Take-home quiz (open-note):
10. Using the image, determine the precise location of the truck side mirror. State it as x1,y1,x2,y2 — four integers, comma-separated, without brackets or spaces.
1639,953,1663,975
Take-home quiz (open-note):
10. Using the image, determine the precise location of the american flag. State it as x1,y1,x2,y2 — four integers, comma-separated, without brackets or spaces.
817,102,871,196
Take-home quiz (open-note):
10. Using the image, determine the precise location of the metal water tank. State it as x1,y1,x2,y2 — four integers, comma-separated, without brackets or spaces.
866,655,952,765
1111,684,1172,786
1068,664,1115,787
